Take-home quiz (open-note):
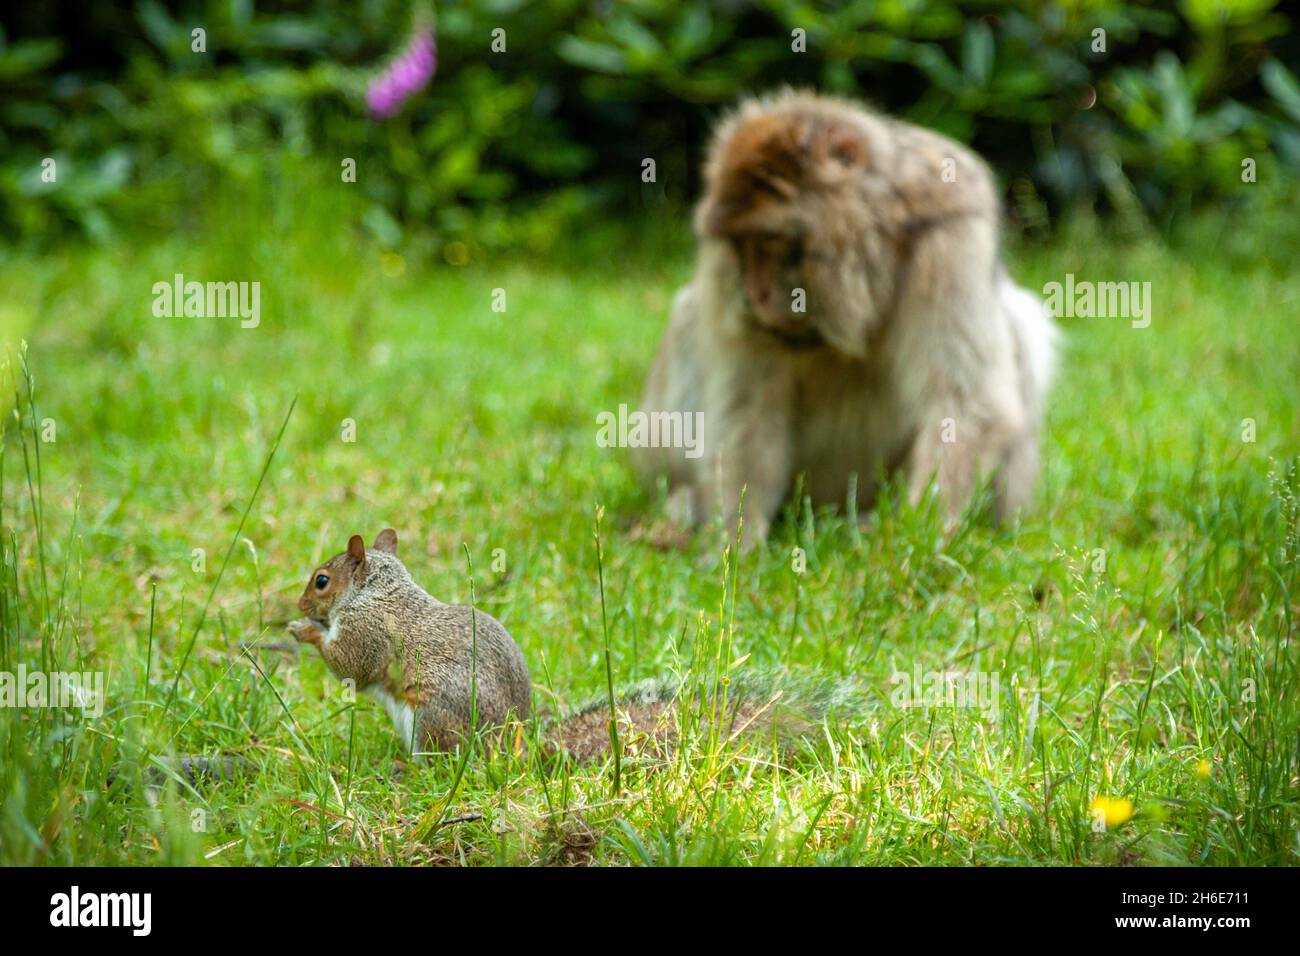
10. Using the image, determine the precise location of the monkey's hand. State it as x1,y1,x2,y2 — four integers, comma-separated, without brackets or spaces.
905,416,1001,535
287,618,326,647
735,509,771,553
701,403,791,552
699,465,777,553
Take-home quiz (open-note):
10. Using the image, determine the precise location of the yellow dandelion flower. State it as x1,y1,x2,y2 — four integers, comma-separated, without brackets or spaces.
1090,795,1134,828
1195,758,1212,780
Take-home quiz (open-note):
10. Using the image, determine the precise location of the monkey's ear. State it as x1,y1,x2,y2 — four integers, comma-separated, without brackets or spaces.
347,534,366,563
373,528,398,554
815,123,869,172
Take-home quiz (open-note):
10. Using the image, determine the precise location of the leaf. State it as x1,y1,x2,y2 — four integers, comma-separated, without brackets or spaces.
910,43,964,93
1261,58,1300,125
670,5,714,61
606,15,663,61
249,18,331,52
0,38,63,80
134,0,180,55
961,20,993,87
362,204,402,247
432,142,480,187
556,36,628,75
1152,51,1194,138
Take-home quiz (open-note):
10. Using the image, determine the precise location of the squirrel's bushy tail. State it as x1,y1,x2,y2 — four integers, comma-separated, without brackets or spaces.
114,674,865,789
551,671,864,762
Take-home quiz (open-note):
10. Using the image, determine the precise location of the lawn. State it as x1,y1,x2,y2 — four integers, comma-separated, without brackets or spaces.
0,183,1297,866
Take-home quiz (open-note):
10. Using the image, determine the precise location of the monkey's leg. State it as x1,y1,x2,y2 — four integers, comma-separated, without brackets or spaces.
993,431,1039,521
633,285,707,523
991,273,1057,521
665,485,700,526
709,455,790,546
906,426,977,528
904,391,1029,531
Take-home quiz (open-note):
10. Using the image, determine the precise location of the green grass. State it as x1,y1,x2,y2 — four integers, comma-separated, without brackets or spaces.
0,185,1297,866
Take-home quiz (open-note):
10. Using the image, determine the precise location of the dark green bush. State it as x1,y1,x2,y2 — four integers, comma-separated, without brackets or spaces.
1,0,1297,251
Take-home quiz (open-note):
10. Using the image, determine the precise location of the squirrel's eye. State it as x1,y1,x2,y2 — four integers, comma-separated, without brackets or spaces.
314,574,329,590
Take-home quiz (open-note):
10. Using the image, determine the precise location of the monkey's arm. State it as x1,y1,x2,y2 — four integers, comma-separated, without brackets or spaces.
698,347,795,545
632,286,701,496
891,220,1025,528
636,285,791,542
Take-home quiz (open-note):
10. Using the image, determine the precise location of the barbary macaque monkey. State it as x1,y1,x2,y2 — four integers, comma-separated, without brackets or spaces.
633,90,1058,543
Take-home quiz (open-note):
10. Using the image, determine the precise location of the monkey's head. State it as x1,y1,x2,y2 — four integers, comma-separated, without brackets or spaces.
696,93,881,356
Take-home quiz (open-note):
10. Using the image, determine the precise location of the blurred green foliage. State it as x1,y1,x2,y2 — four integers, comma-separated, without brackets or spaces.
1,0,1297,252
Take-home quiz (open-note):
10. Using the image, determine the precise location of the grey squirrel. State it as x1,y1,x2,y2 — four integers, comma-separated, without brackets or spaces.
289,529,857,759
288,529,530,753
106,530,855,795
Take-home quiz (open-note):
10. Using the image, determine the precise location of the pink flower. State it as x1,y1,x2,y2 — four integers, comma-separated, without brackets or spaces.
367,29,437,118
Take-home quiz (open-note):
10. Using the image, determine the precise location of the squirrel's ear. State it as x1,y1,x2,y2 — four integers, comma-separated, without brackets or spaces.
347,534,366,563
373,528,398,554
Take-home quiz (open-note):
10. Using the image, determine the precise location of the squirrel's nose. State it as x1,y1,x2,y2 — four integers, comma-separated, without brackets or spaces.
297,595,309,613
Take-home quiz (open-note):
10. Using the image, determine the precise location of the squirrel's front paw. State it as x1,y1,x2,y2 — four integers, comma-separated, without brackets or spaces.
287,618,325,646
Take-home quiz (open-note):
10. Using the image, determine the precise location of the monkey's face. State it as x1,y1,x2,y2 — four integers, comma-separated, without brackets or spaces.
698,101,880,357
734,231,821,344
